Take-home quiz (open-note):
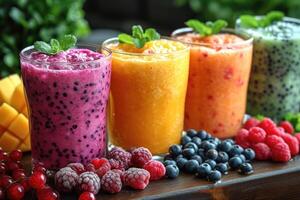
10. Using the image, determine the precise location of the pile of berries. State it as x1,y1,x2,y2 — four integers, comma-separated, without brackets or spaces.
236,117,300,162
54,146,166,198
0,148,59,200
163,129,255,182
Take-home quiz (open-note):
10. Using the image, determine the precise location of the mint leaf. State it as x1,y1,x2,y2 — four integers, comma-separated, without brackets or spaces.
255,114,265,121
60,34,77,51
240,11,284,28
34,41,53,54
240,15,259,28
266,11,284,22
50,39,61,53
118,25,160,48
211,20,228,34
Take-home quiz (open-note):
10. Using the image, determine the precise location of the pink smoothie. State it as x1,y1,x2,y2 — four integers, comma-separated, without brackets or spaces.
20,47,111,169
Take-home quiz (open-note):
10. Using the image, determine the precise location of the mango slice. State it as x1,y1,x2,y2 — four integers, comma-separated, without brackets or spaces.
8,74,21,87
8,114,29,140
0,103,18,127
10,83,26,112
0,77,15,104
0,131,20,152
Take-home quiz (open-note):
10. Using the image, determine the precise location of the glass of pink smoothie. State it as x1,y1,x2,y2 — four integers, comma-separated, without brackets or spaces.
20,45,111,169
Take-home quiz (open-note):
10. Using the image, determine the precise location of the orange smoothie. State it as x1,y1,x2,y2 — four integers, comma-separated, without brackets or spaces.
173,28,253,138
103,38,189,154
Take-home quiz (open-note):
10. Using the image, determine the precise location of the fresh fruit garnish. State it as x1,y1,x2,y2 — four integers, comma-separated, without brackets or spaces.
54,167,78,192
185,19,228,36
122,168,150,190
101,171,122,194
118,25,160,48
78,172,101,194
34,34,77,55
239,11,284,28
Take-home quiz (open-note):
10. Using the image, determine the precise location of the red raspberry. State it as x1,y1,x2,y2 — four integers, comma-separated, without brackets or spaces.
248,127,266,143
281,134,299,156
85,163,96,172
67,163,85,175
295,133,300,146
78,172,101,194
252,143,271,160
90,158,109,170
243,118,260,130
54,167,78,192
131,147,152,168
279,121,294,134
265,135,285,148
96,164,111,178
271,142,291,162
258,118,281,136
123,168,150,190
235,129,250,148
108,147,132,169
109,159,125,171
101,171,122,193
111,169,124,176
143,160,166,181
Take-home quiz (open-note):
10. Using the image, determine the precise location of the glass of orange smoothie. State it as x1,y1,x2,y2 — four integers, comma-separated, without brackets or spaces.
103,37,189,154
172,27,253,138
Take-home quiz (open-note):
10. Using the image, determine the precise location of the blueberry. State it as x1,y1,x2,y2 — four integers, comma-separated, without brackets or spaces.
206,133,213,139
191,137,202,146
164,160,177,167
215,163,228,174
243,148,256,161
207,170,222,182
239,163,254,175
176,154,184,160
182,148,196,159
218,141,233,153
229,156,243,169
169,144,182,157
239,154,246,163
200,140,216,151
164,154,174,161
209,138,221,146
184,159,199,174
204,159,216,169
165,165,180,178
224,139,235,145
206,149,218,160
197,148,205,159
184,142,198,151
186,129,198,138
176,157,188,170
181,135,192,146
191,155,203,165
228,145,244,157
216,151,229,163
196,163,212,178
197,130,208,140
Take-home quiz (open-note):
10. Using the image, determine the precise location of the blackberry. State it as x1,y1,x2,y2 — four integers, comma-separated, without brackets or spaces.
182,148,196,159
181,135,192,146
186,129,198,138
196,163,211,178
206,149,218,160
207,170,222,182
184,160,199,174
169,145,182,157
165,165,179,179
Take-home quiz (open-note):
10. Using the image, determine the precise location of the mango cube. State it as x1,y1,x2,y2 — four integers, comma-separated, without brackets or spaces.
8,114,29,140
0,103,18,127
22,106,28,117
0,77,15,104
0,131,20,152
10,83,26,112
8,74,21,87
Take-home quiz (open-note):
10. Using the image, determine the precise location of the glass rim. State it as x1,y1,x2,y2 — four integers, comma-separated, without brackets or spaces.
20,44,112,65
102,36,189,56
171,28,253,48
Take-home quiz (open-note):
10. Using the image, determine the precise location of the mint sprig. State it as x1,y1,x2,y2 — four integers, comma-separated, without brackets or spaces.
185,19,228,36
118,25,160,48
34,34,77,55
239,11,284,28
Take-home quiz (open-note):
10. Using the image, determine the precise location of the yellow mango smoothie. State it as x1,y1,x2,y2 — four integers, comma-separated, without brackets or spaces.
103,38,189,154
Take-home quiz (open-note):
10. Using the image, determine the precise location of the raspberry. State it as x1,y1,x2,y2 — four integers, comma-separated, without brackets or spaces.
243,118,260,130
235,129,250,148
108,147,132,169
252,143,271,160
123,168,150,190
78,172,101,194
101,171,122,193
54,167,78,193
91,158,109,170
131,147,152,168
67,163,85,175
281,134,299,156
295,133,300,146
96,164,111,178
271,142,291,162
85,163,96,172
143,160,166,181
109,159,125,171
258,118,280,135
248,127,266,143
111,169,124,176
279,121,294,134
265,135,285,148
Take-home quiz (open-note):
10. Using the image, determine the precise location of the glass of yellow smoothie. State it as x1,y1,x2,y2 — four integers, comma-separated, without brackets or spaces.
172,20,253,138
103,26,189,154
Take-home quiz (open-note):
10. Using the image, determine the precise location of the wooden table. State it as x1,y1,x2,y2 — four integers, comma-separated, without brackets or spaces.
22,154,300,200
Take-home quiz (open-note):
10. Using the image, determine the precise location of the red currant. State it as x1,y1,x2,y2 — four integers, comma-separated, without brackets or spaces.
9,150,22,162
37,187,59,200
6,183,25,200
0,164,6,175
0,188,4,200
33,165,47,174
79,192,96,200
12,169,26,181
6,161,20,172
0,175,13,188
0,152,8,162
29,171,47,189
19,178,31,192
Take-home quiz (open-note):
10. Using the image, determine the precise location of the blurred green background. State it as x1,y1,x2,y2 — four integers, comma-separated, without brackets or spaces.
1,0,300,77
